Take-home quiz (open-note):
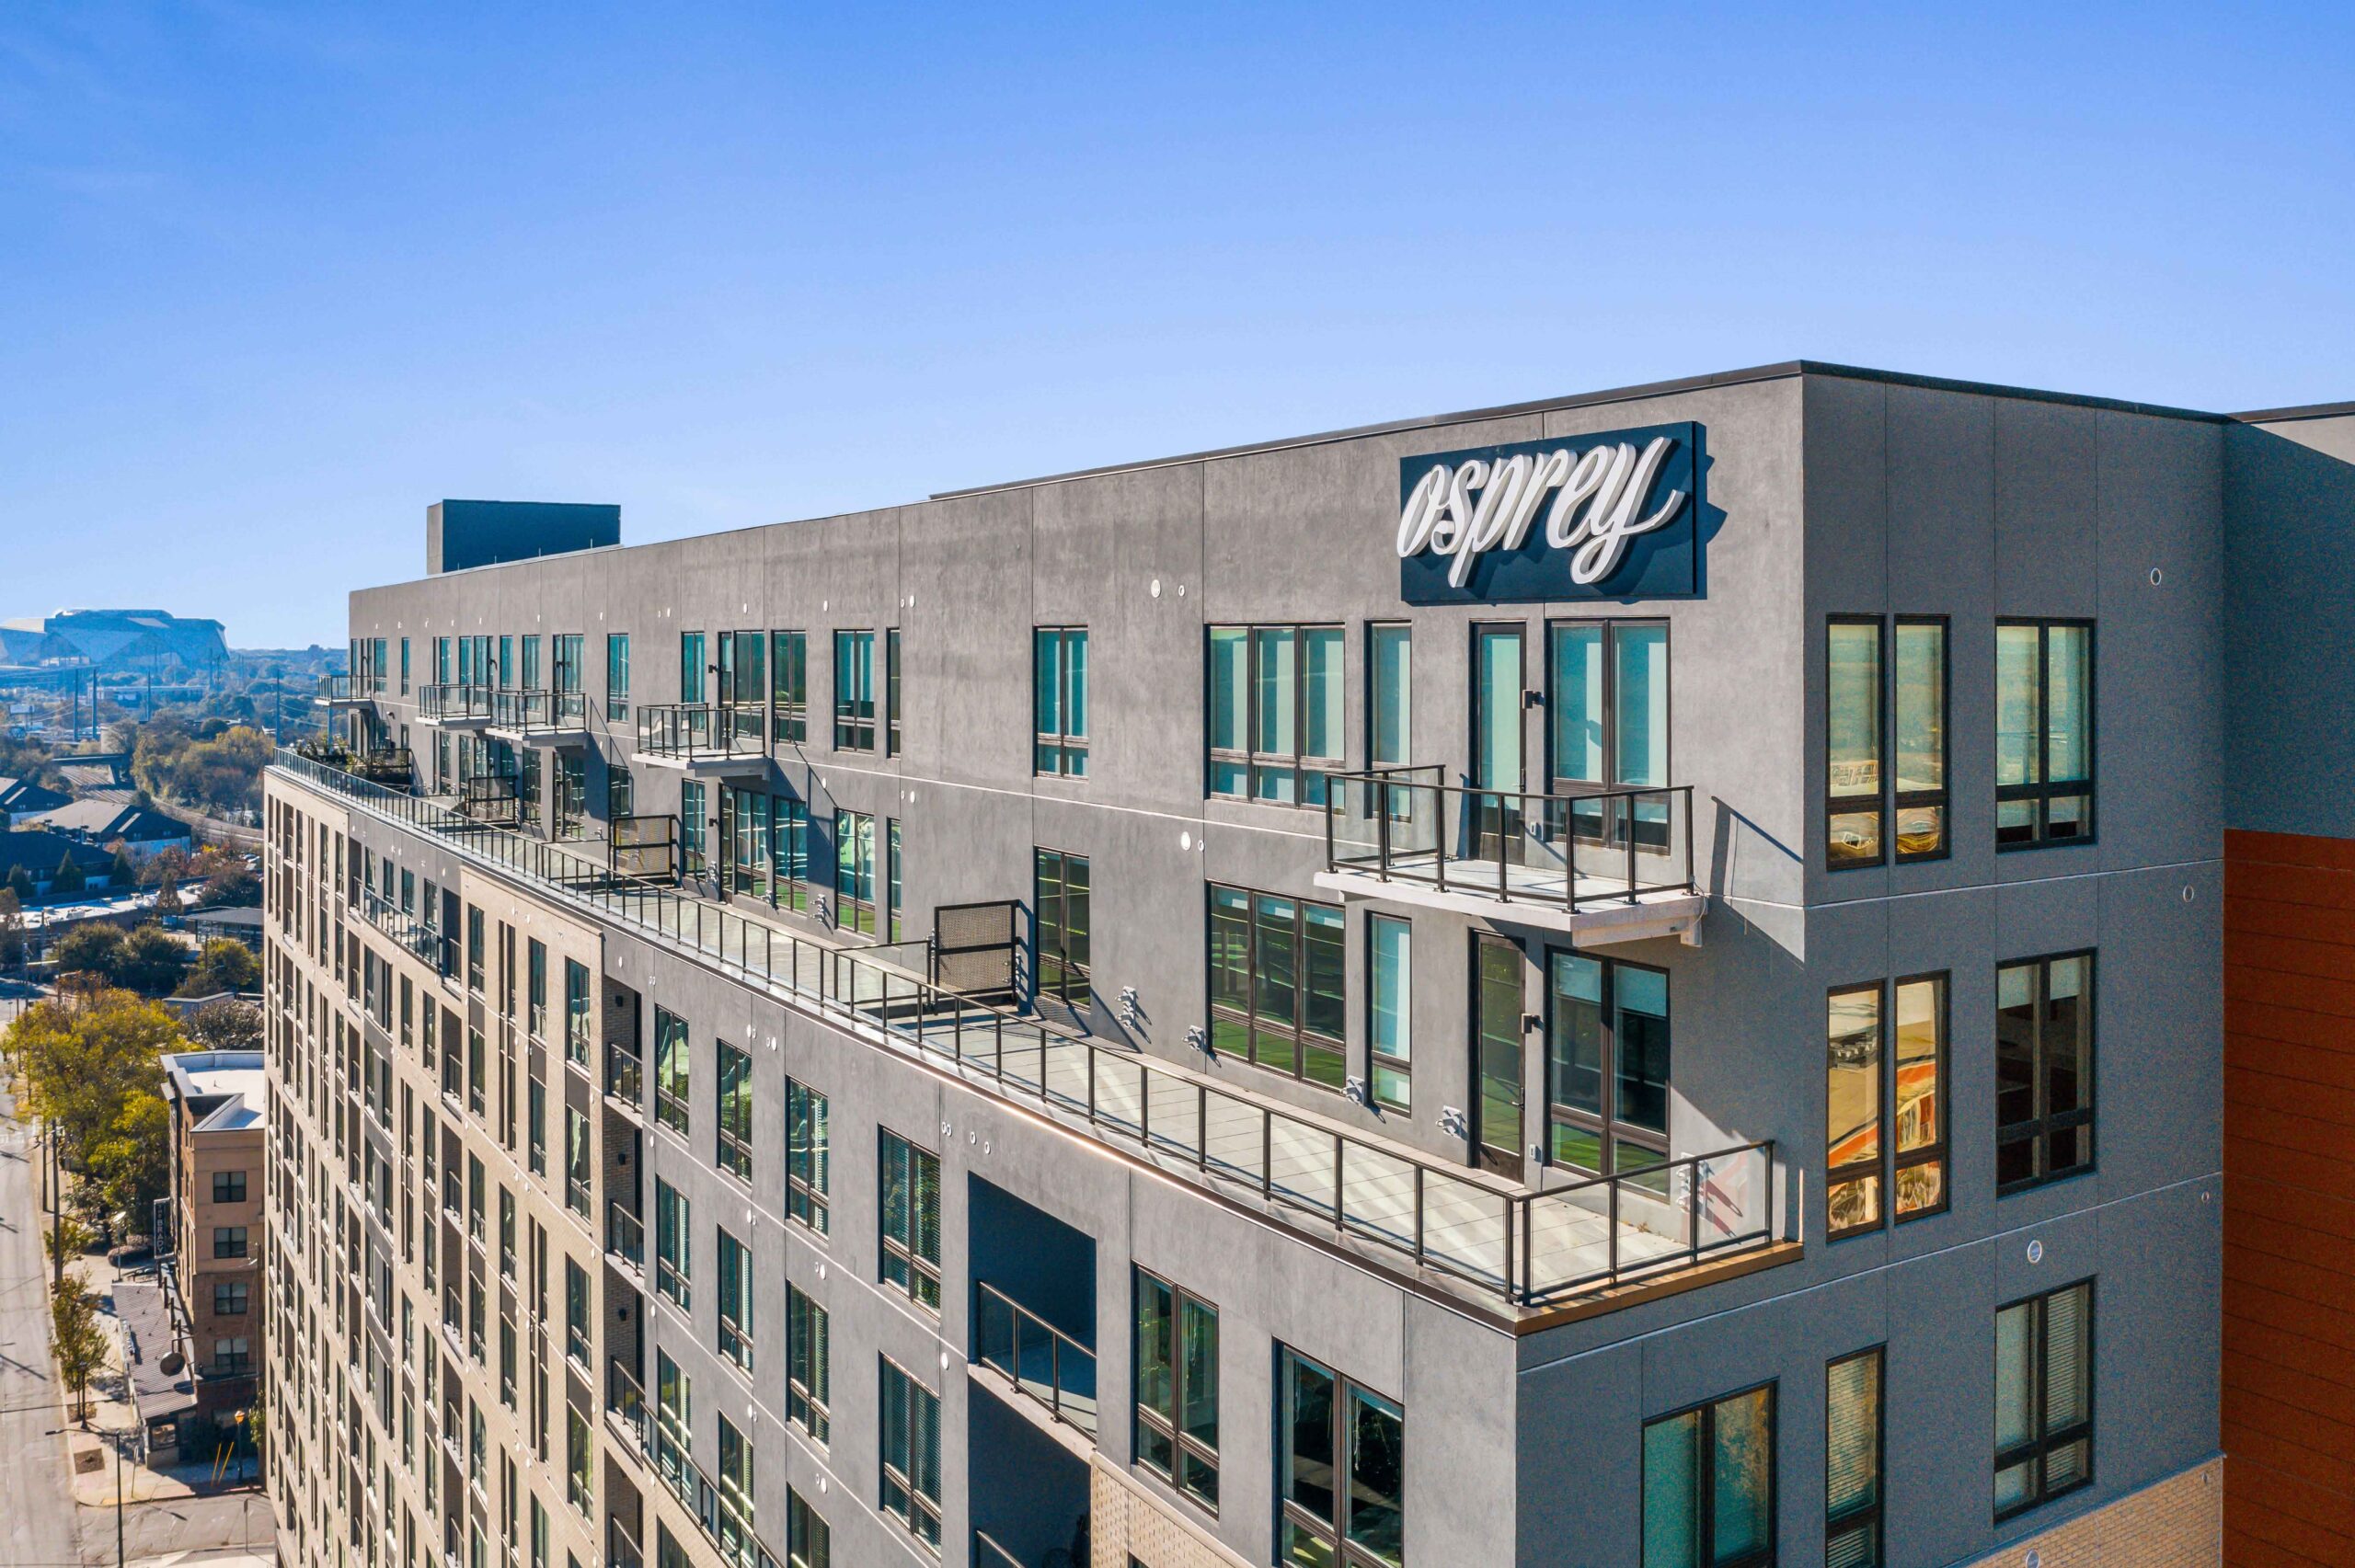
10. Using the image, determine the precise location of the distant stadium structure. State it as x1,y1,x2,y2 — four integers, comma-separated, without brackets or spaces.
0,609,230,681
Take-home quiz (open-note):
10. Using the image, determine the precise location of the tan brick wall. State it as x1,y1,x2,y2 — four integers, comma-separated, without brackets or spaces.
1958,1457,2221,1568
1090,1459,1250,1568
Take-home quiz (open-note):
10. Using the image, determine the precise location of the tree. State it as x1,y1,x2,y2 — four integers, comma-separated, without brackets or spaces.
180,937,258,998
50,1276,108,1426
51,851,86,896
0,887,22,970
4,993,178,1173
86,1089,169,1239
116,924,189,996
42,1213,93,1267
51,922,125,986
107,847,134,887
154,876,183,917
184,998,263,1050
6,864,33,904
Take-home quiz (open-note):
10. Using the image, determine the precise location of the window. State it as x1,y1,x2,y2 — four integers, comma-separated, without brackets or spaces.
1207,885,1344,1090
717,1225,752,1371
653,1005,690,1136
834,810,877,933
1996,620,2094,848
468,905,486,993
213,1336,253,1375
553,635,583,697
786,1490,830,1568
564,1106,591,1217
879,1129,940,1310
833,630,875,750
680,632,706,704
565,959,592,1068
213,1280,250,1316
718,1041,752,1181
212,1170,247,1204
681,779,707,875
606,634,630,721
655,1179,691,1309
787,1079,830,1234
656,1352,693,1495
527,1078,546,1176
606,766,633,823
566,1405,592,1516
787,1283,830,1443
401,636,411,695
1034,627,1088,776
886,626,902,756
1827,975,1948,1239
1997,953,2095,1192
887,816,902,942
1135,1269,1218,1510
523,634,541,691
1826,617,1947,867
1827,1348,1883,1567
1545,953,1670,1180
1280,1347,1403,1568
527,941,547,1041
1368,624,1410,768
771,631,808,743
1995,1280,2094,1519
1548,621,1671,851
879,1358,941,1550
213,1226,248,1258
1366,914,1411,1111
1034,848,1090,1007
1208,624,1344,805
1642,1384,1775,1568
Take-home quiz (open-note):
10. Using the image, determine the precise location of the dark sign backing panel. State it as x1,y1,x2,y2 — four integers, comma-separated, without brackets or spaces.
1396,421,1705,605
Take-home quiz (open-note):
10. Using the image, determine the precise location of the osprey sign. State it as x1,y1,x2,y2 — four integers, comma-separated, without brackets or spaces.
1396,421,1704,604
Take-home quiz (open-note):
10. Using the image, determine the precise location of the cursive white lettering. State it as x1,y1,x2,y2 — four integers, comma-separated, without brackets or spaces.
1403,433,1686,591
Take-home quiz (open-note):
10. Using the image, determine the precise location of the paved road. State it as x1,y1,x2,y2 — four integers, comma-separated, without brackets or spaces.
0,1063,82,1568
81,1490,272,1567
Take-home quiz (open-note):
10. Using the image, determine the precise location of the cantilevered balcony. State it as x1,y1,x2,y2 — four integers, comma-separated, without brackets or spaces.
633,704,766,772
486,688,589,744
316,674,368,707
456,772,522,827
275,747,1787,1322
1318,767,1707,946
418,683,493,725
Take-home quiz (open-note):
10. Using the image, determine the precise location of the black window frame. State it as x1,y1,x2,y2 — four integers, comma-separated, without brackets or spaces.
770,630,808,744
1205,623,1346,808
878,1356,942,1551
1826,614,1953,870
1827,971,1952,1242
885,626,902,757
786,1488,830,1568
1032,625,1089,777
606,633,630,722
878,1128,941,1311
1206,882,1346,1092
1996,950,2097,1195
717,1224,753,1373
652,1004,690,1138
1826,1345,1885,1566
1543,949,1671,1182
1993,1278,2096,1521
833,808,877,934
1132,1267,1219,1514
786,1077,830,1235
716,1039,752,1184
1278,1345,1404,1568
787,1282,831,1445
1640,1380,1778,1568
832,630,876,752
213,1225,247,1258
213,1280,250,1316
1995,617,2097,851
1033,846,1090,1008
212,1169,247,1204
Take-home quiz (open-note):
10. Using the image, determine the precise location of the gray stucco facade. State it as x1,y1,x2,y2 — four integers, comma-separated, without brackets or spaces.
270,361,2284,1568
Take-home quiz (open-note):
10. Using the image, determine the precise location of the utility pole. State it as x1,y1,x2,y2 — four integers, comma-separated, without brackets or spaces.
115,1430,125,1568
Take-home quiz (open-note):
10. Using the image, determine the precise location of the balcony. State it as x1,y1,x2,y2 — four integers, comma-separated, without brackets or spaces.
633,704,766,772
606,1201,645,1273
457,773,522,827
1318,767,1706,946
486,688,589,744
274,748,1788,1320
605,1041,644,1110
418,683,493,725
294,738,414,791
605,1357,649,1458
316,674,367,706
975,1282,1097,1439
355,884,459,976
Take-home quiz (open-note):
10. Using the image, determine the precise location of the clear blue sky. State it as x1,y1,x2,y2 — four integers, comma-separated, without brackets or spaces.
3,3,2349,648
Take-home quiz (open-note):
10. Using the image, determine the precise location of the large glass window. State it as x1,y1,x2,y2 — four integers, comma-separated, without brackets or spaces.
833,630,875,750
565,958,592,1068
654,1179,690,1308
1829,974,1947,1240
1034,627,1089,776
1368,624,1410,768
787,1284,830,1444
1827,617,1947,867
1280,1347,1403,1568
718,1226,752,1371
787,1078,830,1234
1994,1280,2094,1519
1545,953,1670,1180
1996,619,2094,848
834,810,877,933
1034,848,1091,1007
552,635,582,697
1642,1384,1775,1568
1135,1269,1219,1511
680,780,707,876
1207,885,1345,1090
1996,953,2095,1192
786,1490,830,1568
717,1414,755,1562
879,1129,940,1310
1827,1347,1884,1567
885,627,902,756
606,634,629,721
653,1005,690,1137
879,1358,942,1550
1366,914,1411,1112
1208,624,1344,806
680,632,706,704
771,631,808,744
717,1040,752,1182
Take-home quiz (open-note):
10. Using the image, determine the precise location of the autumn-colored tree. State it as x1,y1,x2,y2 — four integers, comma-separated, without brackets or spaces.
50,1276,108,1426
179,937,259,998
3,992,178,1172
86,1089,169,1237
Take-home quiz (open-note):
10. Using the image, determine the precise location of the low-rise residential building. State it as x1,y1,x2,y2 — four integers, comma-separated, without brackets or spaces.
161,1048,267,1453
0,774,72,826
36,798,193,860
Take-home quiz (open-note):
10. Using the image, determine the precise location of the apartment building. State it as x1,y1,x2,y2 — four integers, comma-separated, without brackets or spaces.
267,361,2355,1568
161,1047,268,1444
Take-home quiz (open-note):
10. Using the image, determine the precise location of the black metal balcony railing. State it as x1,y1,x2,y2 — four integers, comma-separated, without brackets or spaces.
489,688,589,733
975,1281,1097,1438
458,773,522,826
607,1201,645,1270
605,1357,649,1453
635,704,764,761
356,885,459,977
608,1356,778,1568
605,1042,644,1107
275,749,1780,1310
1324,766,1698,913
606,1517,644,1568
316,674,360,702
972,1533,1023,1568
419,683,493,721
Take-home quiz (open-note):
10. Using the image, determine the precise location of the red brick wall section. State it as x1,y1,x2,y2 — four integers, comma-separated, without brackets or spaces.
2223,829,2355,1567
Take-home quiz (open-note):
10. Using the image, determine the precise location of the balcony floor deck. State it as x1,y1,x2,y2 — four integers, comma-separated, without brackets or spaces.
1316,850,1707,944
